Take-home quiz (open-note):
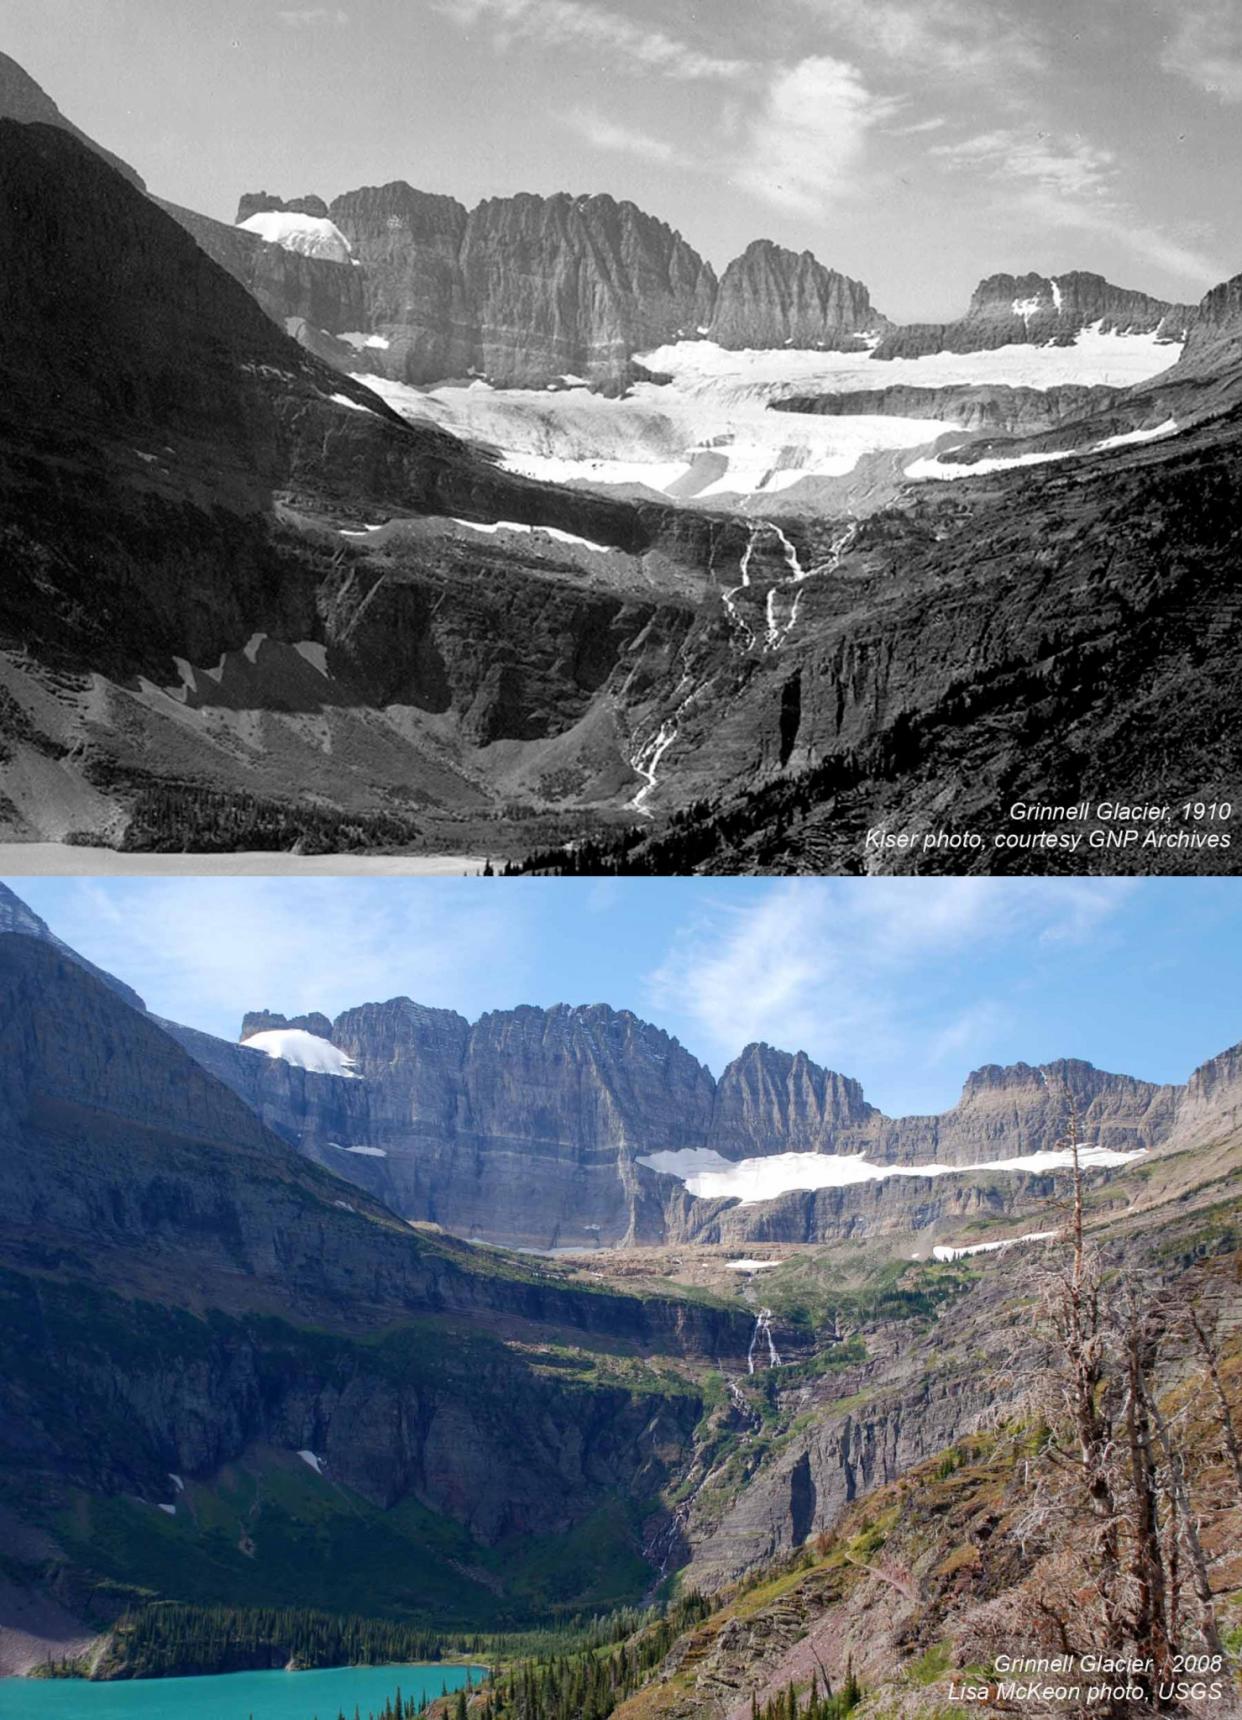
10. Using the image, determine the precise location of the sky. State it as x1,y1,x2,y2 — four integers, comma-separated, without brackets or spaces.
1,0,1238,320
7,875,1241,1120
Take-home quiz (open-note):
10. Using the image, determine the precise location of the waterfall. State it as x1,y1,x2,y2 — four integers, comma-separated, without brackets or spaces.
747,1307,781,1373
627,719,679,817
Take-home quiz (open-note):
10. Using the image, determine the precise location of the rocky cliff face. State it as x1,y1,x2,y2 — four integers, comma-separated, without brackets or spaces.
0,933,759,1630
224,184,890,387
219,181,720,390
159,198,368,342
153,982,1238,1249
236,191,331,222
706,240,884,351
0,116,749,839
771,381,1122,435
872,269,1191,360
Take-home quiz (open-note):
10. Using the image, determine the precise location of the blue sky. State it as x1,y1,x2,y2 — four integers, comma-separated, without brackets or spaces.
2,0,1238,319
8,876,1240,1118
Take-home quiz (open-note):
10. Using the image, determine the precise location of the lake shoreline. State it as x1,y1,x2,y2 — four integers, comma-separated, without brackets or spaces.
0,1660,489,1719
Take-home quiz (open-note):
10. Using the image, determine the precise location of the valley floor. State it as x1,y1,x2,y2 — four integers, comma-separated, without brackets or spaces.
0,846,491,876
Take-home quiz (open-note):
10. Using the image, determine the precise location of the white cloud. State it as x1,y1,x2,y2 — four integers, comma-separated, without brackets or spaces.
563,108,682,165
932,127,1225,288
931,129,1116,201
736,55,890,217
277,6,348,24
1159,0,1242,101
887,116,949,136
45,879,531,1041
433,0,749,81
800,0,1043,82
646,879,1136,1111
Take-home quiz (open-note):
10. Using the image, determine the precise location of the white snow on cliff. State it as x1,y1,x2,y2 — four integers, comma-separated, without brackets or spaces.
637,1145,1145,1206
238,210,354,264
450,518,613,553
356,325,1181,507
932,1230,1058,1262
241,1028,361,1079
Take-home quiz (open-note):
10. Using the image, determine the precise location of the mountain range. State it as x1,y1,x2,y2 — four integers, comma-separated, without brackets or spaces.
0,884,1237,1696
1,50,1240,872
3,883,1238,1260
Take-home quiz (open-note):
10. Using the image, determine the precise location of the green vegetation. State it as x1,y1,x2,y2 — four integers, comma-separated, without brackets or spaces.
97,1605,457,1678
749,1665,862,1720
907,1641,953,1686
0,1270,698,1633
741,1253,980,1340
472,1591,712,1720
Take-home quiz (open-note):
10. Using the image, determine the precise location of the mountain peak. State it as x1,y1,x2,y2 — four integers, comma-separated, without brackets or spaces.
0,884,145,1012
0,49,144,189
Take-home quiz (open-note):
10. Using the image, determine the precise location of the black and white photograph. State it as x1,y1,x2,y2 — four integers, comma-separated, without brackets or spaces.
0,0,1239,873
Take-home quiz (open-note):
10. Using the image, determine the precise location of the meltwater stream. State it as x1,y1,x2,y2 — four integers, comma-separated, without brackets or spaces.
746,1307,781,1374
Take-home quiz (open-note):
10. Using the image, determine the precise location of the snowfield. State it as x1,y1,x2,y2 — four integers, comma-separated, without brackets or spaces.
636,1145,1145,1206
238,210,354,265
932,1230,1059,1262
449,517,613,553
357,328,1182,507
241,1028,361,1078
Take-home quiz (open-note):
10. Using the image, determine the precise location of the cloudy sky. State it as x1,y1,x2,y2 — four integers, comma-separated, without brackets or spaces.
3,0,1238,318
8,876,1240,1118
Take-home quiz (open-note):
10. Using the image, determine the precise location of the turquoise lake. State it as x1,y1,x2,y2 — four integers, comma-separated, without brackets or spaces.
0,1663,487,1720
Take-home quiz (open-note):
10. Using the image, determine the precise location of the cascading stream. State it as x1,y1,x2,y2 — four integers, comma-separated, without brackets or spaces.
747,1306,781,1373
723,517,857,652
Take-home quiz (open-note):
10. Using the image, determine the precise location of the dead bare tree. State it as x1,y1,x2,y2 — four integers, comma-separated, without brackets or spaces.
1187,1301,1242,1507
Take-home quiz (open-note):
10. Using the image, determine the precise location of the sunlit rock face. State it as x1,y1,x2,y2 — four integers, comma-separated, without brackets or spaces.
166,1002,1234,1250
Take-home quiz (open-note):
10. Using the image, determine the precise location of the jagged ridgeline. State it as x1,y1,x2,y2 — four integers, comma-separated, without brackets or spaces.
0,887,1239,1713
2,47,1240,864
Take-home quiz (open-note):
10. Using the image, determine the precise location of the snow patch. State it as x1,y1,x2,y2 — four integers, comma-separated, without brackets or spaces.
726,1258,785,1272
329,392,378,414
238,210,353,264
1094,418,1179,451
904,448,1073,482
450,518,612,554
297,1450,325,1474
324,1142,388,1157
638,1145,1146,1206
293,640,329,676
355,328,1181,509
340,331,392,351
157,1503,176,1516
933,1230,1059,1263
1050,278,1063,312
169,1474,184,1492
241,1028,361,1079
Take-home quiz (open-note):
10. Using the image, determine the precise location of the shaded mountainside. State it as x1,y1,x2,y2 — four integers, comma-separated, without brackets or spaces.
0,118,757,848
0,48,144,189
0,931,756,1655
510,397,1242,876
